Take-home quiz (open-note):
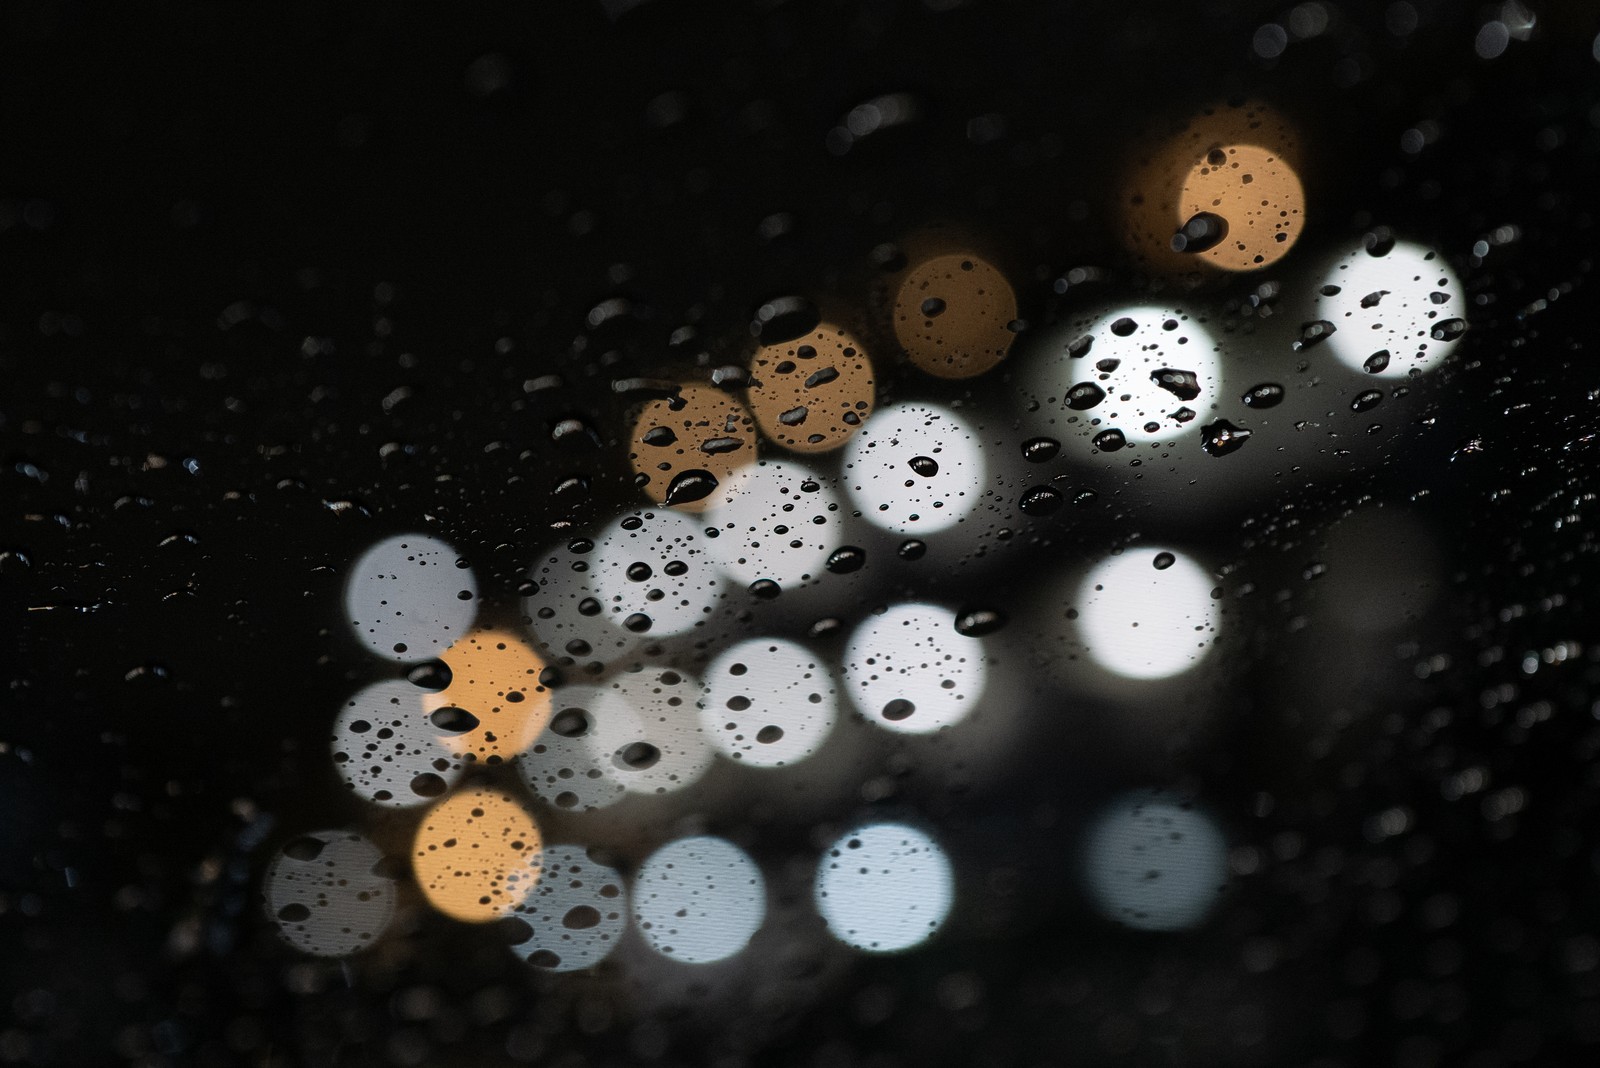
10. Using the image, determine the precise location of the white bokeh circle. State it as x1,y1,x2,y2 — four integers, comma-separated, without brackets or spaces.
633,835,766,963
344,534,478,662
815,822,954,953
509,845,628,972
264,831,397,957
699,637,839,766
331,680,462,807
703,459,846,589
842,402,986,534
1313,239,1465,378
1075,548,1218,680
842,603,988,734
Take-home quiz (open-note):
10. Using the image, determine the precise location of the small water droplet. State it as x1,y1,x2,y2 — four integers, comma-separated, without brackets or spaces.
550,709,589,737
1350,389,1384,413
1022,437,1060,463
626,562,653,581
1364,350,1391,374
1109,317,1138,337
1066,335,1093,358
623,612,652,633
804,366,840,389
1241,382,1285,408
1152,552,1175,570
954,608,1007,636
1065,382,1107,410
1430,318,1467,342
908,455,939,477
1019,486,1063,515
1363,226,1396,257
641,426,677,447
410,772,449,797
406,659,453,690
748,579,782,599
1294,321,1337,350
616,741,661,770
1200,419,1252,457
277,903,312,923
755,725,785,744
1092,428,1127,452
920,297,947,317
779,405,808,425
826,546,867,573
698,436,745,455
898,539,927,561
1360,290,1390,309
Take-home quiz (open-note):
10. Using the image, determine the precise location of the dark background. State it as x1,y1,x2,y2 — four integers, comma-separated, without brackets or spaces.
6,1,1600,1065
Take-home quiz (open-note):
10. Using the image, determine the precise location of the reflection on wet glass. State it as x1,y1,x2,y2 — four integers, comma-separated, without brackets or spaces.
843,402,986,534
843,603,988,734
508,846,627,972
332,680,461,807
421,628,551,764
700,637,839,766
1314,238,1465,376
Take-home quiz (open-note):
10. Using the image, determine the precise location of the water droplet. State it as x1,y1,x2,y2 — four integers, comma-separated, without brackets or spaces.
1170,211,1228,253
405,659,453,690
1022,437,1060,463
616,741,661,770
1363,226,1396,257
920,297,947,317
1150,368,1201,401
1019,486,1063,515
622,612,652,633
1152,552,1175,570
277,903,312,923
898,539,927,561
429,706,481,733
282,836,326,862
1430,318,1467,342
710,365,751,389
908,455,939,477
1294,321,1337,350
562,905,602,929
698,436,745,455
755,725,785,744
826,546,867,573
779,405,808,425
1360,290,1390,309
1350,389,1384,413
748,579,782,599
1109,317,1138,337
1066,382,1107,410
881,699,916,721
664,469,719,506
1241,383,1285,409
1066,335,1093,358
1364,350,1391,374
1092,429,1127,452
954,608,1007,636
625,562,653,582
804,366,840,389
409,772,449,797
1200,419,1253,457
550,709,589,737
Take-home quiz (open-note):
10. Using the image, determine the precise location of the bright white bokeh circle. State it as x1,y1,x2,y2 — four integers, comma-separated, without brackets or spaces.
842,402,986,534
842,603,988,734
633,836,766,963
345,534,478,662
1083,794,1227,931
1313,239,1465,378
704,459,846,589
699,637,838,766
1075,548,1218,680
1020,305,1221,446
815,822,954,953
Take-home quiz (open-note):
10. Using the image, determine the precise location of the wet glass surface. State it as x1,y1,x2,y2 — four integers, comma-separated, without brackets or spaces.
7,2,1600,1065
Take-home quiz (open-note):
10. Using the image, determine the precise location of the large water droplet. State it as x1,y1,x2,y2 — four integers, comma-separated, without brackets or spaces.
1294,321,1337,350
1065,382,1107,410
1350,389,1384,413
1092,428,1127,452
664,469,719,506
1430,318,1467,342
827,546,867,573
1022,437,1060,463
908,455,939,477
1170,211,1228,253
1150,368,1202,401
954,608,1007,636
1019,486,1064,515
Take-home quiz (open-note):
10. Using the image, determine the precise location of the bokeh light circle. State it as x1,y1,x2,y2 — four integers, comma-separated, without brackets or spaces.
331,680,462,807
1083,793,1227,931
699,637,839,766
1075,548,1218,680
815,822,954,953
508,845,628,972
746,323,875,452
421,629,551,764
345,534,478,662
264,831,397,957
628,383,757,512
842,602,988,734
842,402,986,534
633,835,766,963
412,787,544,923
1313,239,1465,377
892,253,1018,378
